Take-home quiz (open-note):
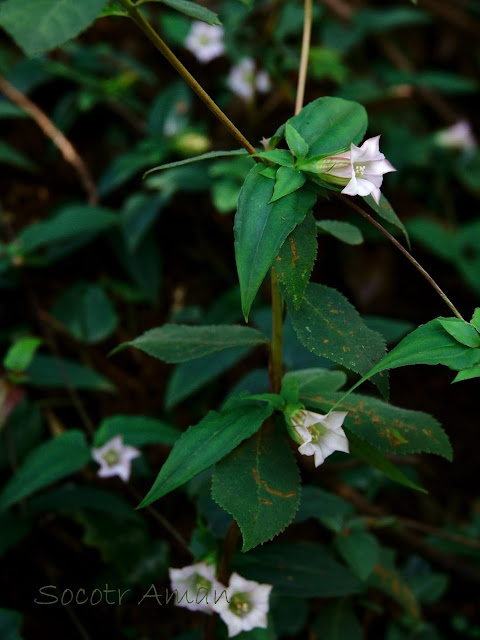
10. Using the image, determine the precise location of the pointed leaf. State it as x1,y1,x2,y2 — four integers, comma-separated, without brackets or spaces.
285,123,309,159
144,0,221,25
316,219,363,245
287,97,367,157
144,149,248,177
287,283,388,396
138,401,273,506
112,324,268,362
452,365,480,383
471,308,480,333
235,164,316,320
269,167,306,203
0,430,91,511
273,212,318,308
437,318,480,348
254,149,295,167
212,422,300,551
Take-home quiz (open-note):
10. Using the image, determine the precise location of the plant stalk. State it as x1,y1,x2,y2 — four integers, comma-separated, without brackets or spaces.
116,0,257,155
295,0,313,116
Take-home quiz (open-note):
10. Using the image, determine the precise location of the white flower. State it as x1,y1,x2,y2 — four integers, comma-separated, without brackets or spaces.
434,119,476,152
185,22,225,63
91,435,140,482
291,409,349,467
227,58,271,100
169,562,226,613
316,135,396,204
212,572,272,637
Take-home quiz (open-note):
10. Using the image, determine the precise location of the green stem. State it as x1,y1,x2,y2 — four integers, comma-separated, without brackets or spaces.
339,195,465,320
116,0,257,155
295,0,312,116
270,270,284,393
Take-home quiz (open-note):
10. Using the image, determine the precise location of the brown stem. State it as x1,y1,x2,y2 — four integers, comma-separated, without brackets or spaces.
338,195,464,320
0,74,97,205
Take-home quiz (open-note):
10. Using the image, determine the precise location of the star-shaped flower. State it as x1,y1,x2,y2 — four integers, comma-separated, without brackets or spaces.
169,562,226,613
316,135,396,204
91,435,140,482
185,22,225,63
227,58,271,100
290,409,349,467
212,572,272,637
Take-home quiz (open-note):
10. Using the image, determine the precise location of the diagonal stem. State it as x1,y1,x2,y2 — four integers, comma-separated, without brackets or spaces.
338,195,464,320
295,0,313,116
116,0,257,155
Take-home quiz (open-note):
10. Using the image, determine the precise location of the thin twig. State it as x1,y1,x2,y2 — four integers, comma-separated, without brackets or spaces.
0,74,97,204
338,195,464,320
295,0,313,116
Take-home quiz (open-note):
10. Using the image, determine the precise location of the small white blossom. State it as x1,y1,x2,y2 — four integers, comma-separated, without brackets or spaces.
169,562,226,613
316,135,396,204
92,435,140,482
227,58,271,100
291,409,349,467
434,119,476,152
212,572,272,637
185,22,225,63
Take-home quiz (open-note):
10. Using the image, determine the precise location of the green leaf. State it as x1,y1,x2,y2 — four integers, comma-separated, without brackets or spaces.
284,368,347,396
122,191,166,253
235,541,363,597
52,282,118,344
287,283,388,397
280,375,300,406
235,164,316,320
98,3,128,17
0,430,91,511
296,485,354,523
345,430,426,492
142,0,221,25
255,149,295,168
0,0,106,56
303,390,452,460
273,212,318,309
312,600,364,640
334,530,380,580
18,205,118,253
471,308,480,333
316,219,364,245
212,422,300,551
452,365,480,383
112,324,268,362
26,354,115,392
0,608,23,640
285,123,309,159
269,167,306,203
144,149,248,177
437,318,480,348
138,401,273,507
94,415,180,448
363,194,410,247
344,319,480,395
286,97,367,158
3,336,42,372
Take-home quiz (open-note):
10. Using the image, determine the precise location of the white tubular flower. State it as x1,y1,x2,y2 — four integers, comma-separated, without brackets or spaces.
91,435,140,482
227,58,271,100
316,135,396,204
212,572,272,637
434,119,476,152
169,562,225,613
185,22,225,63
291,409,349,467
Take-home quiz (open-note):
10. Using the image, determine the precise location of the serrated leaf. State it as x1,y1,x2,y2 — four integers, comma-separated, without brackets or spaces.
112,324,268,362
94,415,180,448
235,164,316,320
302,390,452,460
273,212,318,308
345,430,426,492
235,541,363,597
316,219,363,245
3,336,42,372
285,123,309,159
212,421,300,551
287,97,367,158
284,368,347,396
144,149,248,177
0,0,106,56
334,530,380,581
0,430,91,511
269,167,306,203
437,318,480,348
144,0,221,25
287,283,388,397
363,193,410,247
138,401,273,507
